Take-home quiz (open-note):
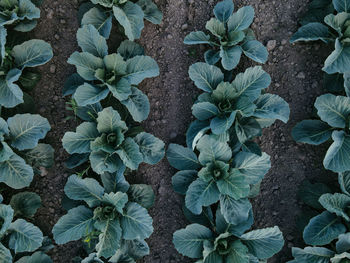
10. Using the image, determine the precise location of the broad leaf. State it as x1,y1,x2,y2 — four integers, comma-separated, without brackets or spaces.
173,223,213,258
134,132,165,165
290,246,335,263
74,83,109,106
77,24,108,57
324,131,350,173
323,39,350,74
333,0,350,13
90,151,124,174
120,87,150,122
10,192,41,217
124,55,159,85
220,46,242,70
121,202,153,240
0,69,23,108
81,7,112,38
241,40,268,64
337,233,350,253
298,180,332,210
189,63,224,92
184,31,211,45
254,94,290,123
0,205,14,237
167,144,201,170
227,6,255,32
303,211,346,245
172,170,198,195
290,22,331,43
16,252,52,263
220,195,251,225
8,114,50,151
116,138,143,170
53,205,95,244
68,52,104,81
117,40,144,60
9,219,43,253
292,120,333,145
214,0,234,22
136,0,162,24
0,243,12,263
197,135,232,164
319,193,350,221
128,184,155,209
95,219,122,258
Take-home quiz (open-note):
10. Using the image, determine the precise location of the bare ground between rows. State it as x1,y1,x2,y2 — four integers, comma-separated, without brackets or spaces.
24,0,332,262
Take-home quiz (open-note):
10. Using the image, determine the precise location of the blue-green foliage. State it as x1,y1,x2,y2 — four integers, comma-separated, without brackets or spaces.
53,174,154,261
184,0,268,71
167,0,289,261
80,0,162,40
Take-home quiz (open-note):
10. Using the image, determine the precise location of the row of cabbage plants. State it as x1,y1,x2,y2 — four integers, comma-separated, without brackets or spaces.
165,0,291,262
288,0,350,262
0,0,56,262
51,0,166,262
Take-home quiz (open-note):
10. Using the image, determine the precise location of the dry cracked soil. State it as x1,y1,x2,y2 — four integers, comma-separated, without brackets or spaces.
22,0,336,262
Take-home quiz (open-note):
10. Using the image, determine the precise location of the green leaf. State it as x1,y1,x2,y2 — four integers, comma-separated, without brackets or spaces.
206,18,225,38
235,118,262,144
10,192,41,217
232,66,271,102
337,233,350,253
77,25,108,57
290,246,334,263
113,2,144,41
186,178,220,215
116,138,143,170
292,120,333,145
197,135,232,164
189,62,224,92
81,7,112,38
134,132,164,165
324,131,350,173
64,175,104,207
0,205,14,237
173,223,213,258
172,170,198,195
0,243,12,263
24,143,54,169
63,73,85,96
9,219,43,253
331,252,350,262
121,87,150,122
203,250,223,263
95,219,122,258
0,154,34,189
319,193,350,221
298,180,332,210
121,202,153,240
228,6,255,32
96,106,127,133
214,0,234,22
136,0,162,24
210,112,237,135
303,211,346,246
323,39,350,74
19,70,41,91
102,192,128,214
101,171,129,194
241,226,284,259
233,152,271,184
90,151,124,175
192,102,219,121
0,142,13,162
254,94,290,123
220,195,251,225
16,252,52,263
290,22,331,43
241,40,268,64
315,94,350,128
8,114,50,151
220,46,242,70
128,184,155,209
0,69,23,108
205,49,221,65
68,51,104,81
217,170,250,200
333,0,350,12
12,39,53,69
124,55,159,85
53,205,95,244
167,144,201,170
74,83,109,106
118,40,144,60
184,31,211,45
339,171,350,195
227,240,249,263
62,122,98,154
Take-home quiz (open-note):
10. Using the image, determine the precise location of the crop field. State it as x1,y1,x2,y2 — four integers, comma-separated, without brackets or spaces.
0,0,349,262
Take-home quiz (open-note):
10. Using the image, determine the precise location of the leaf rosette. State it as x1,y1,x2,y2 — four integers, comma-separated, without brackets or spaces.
184,0,268,70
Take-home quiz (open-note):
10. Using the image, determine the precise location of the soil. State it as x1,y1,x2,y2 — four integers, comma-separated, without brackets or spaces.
22,0,334,262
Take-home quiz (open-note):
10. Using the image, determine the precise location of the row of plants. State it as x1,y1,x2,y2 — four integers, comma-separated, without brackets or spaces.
165,0,290,262
0,0,56,262
288,0,350,261
51,0,166,262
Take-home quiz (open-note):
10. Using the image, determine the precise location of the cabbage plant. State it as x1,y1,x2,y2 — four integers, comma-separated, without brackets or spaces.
292,93,350,173
0,31,53,108
288,172,350,262
0,114,53,189
0,0,42,33
62,106,164,174
0,192,52,263
188,62,289,137
167,134,271,225
65,25,159,122
53,174,154,261
80,0,162,40
184,0,268,71
291,0,350,75
173,205,284,263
